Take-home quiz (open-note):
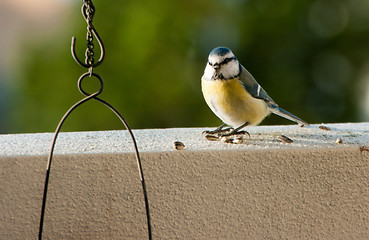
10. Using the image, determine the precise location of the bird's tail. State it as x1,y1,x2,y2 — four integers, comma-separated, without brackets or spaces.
269,105,308,126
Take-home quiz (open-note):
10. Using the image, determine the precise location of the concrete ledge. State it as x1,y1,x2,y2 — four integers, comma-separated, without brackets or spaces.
1,123,369,239
1,123,369,156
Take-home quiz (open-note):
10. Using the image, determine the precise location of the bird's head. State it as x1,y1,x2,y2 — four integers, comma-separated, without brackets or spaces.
203,47,240,80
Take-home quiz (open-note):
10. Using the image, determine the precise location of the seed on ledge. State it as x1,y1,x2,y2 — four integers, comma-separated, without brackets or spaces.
204,134,219,141
231,136,243,144
360,146,369,152
319,125,331,131
220,136,230,143
279,135,293,143
220,136,243,144
173,141,185,150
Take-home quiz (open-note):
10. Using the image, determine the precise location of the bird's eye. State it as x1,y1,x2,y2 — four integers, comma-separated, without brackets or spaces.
220,57,236,65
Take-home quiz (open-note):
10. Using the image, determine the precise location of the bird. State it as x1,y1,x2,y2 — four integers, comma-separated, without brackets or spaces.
201,46,308,137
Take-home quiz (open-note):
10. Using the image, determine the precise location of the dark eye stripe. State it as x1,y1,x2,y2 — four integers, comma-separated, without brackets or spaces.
209,56,236,67
221,56,236,65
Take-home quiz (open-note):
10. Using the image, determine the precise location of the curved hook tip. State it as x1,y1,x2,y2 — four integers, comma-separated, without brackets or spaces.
71,36,89,68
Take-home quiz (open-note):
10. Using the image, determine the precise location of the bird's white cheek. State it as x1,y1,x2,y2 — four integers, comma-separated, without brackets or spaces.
222,62,239,79
203,65,215,80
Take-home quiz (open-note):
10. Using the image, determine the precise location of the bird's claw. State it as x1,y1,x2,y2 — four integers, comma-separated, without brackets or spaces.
203,129,250,143
202,127,233,135
219,130,250,138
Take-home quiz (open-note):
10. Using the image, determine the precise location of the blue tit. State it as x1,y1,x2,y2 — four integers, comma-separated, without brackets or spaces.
201,47,308,136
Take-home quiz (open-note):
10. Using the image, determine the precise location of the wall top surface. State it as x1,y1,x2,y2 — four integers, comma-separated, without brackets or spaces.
1,123,368,156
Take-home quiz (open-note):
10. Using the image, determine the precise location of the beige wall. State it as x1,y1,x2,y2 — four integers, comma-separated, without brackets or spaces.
1,146,368,239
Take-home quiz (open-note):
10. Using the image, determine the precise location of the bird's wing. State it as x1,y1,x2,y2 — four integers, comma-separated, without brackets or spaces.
238,65,308,126
238,65,276,105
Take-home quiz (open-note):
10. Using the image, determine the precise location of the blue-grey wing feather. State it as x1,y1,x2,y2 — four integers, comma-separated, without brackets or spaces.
238,65,276,105
238,64,308,126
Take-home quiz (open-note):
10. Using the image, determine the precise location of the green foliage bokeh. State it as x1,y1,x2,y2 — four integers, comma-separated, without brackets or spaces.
7,0,369,133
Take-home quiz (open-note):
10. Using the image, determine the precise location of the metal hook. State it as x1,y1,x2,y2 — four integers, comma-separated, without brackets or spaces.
71,2,105,68
71,27,105,68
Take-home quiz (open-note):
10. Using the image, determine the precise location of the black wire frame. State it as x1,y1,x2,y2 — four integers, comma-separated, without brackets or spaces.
38,72,152,239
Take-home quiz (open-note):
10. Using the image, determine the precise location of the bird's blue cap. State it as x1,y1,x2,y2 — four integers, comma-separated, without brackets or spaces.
209,47,231,57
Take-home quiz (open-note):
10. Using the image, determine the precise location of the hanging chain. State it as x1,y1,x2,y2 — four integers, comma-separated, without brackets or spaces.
84,0,95,67
71,0,105,70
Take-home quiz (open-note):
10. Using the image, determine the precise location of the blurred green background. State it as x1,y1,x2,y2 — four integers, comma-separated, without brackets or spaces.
1,0,369,134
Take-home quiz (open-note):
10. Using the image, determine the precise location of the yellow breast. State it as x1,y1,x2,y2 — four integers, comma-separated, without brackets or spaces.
201,77,269,127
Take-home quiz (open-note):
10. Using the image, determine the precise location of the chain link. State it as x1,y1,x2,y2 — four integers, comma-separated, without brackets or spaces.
83,0,95,66
70,0,104,69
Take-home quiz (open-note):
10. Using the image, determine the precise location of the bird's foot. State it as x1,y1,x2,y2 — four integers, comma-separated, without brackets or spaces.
202,127,233,135
203,129,250,143
219,130,250,138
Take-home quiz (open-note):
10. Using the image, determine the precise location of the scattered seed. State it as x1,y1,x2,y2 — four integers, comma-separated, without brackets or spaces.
173,141,185,150
279,135,293,143
231,137,243,144
220,136,244,144
360,146,369,152
204,134,219,141
336,138,343,144
319,125,331,131
220,136,230,143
